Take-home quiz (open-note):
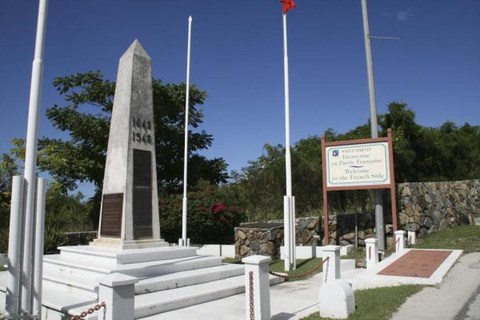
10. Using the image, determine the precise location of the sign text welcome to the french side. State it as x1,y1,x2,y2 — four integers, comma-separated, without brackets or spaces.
325,142,390,188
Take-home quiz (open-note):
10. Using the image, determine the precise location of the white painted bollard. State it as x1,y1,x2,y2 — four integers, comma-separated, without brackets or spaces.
99,273,138,320
319,246,355,318
242,255,271,320
322,245,341,284
394,230,406,252
365,238,379,269
318,280,355,319
407,230,416,245
178,238,190,247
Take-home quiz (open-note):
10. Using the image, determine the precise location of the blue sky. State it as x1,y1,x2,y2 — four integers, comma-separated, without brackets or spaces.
1,0,479,183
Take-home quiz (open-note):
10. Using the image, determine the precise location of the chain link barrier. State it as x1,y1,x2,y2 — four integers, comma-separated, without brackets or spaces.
268,257,330,281
395,236,401,251
248,271,254,320
69,301,106,320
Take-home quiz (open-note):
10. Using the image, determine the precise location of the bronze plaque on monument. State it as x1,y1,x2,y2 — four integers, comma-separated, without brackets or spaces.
133,149,153,239
100,193,123,237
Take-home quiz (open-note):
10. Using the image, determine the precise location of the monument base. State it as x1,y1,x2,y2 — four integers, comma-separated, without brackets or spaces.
91,237,168,250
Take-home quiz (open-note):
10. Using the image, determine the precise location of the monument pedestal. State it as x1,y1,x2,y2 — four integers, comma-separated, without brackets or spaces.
35,244,269,319
92,238,168,250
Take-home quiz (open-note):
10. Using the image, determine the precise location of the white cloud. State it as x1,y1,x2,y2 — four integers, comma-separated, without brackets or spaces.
395,10,412,21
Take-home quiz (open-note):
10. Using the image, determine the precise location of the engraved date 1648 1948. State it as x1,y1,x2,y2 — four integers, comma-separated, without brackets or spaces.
132,116,153,144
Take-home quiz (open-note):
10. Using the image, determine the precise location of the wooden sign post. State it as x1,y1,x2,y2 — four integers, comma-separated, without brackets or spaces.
321,129,397,245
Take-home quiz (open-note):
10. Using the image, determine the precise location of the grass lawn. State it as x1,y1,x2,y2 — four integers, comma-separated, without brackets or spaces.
300,285,423,320
223,225,480,319
223,257,324,280
300,224,480,319
412,225,480,253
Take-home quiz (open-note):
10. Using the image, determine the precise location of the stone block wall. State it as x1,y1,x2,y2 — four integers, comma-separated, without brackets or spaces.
327,212,383,246
234,223,284,259
235,180,480,258
234,216,378,259
397,180,480,236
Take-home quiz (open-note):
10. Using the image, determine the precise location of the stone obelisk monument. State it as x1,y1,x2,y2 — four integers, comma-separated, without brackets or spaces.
94,40,166,249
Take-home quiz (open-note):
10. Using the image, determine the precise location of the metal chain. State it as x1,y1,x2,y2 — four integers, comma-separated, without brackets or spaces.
269,257,329,281
248,271,254,320
69,301,106,320
395,236,401,251
324,257,329,283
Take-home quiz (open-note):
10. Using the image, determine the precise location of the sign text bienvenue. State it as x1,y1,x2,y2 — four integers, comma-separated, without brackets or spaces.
326,142,390,188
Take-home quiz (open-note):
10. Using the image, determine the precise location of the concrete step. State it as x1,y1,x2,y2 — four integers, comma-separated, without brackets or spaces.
43,263,245,297
134,274,284,319
43,255,111,281
43,254,222,280
115,255,223,277
58,245,196,266
135,263,245,294
43,272,98,298
341,259,356,274
41,281,99,319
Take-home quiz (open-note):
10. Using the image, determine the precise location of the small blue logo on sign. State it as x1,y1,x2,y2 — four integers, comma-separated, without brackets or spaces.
332,149,339,157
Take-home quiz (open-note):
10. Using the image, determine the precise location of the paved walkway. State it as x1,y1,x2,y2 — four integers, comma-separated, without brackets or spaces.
149,251,480,320
392,252,480,320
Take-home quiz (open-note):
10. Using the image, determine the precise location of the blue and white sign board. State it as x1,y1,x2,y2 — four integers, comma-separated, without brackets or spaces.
325,142,390,188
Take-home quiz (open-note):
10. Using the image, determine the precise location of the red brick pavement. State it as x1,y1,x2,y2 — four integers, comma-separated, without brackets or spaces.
378,250,453,278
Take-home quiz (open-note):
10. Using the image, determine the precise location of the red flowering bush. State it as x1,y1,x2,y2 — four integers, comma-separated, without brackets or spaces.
159,185,246,244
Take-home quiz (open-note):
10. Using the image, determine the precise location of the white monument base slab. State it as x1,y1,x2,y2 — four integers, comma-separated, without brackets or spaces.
0,244,285,319
318,279,355,319
91,237,168,250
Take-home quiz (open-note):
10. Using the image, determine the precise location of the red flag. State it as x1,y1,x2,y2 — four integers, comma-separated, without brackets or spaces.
281,0,296,14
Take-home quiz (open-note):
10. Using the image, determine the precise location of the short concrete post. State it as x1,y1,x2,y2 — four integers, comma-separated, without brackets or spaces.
365,238,379,269
242,255,271,320
395,230,406,252
99,273,138,320
407,230,416,245
318,247,355,318
322,245,341,284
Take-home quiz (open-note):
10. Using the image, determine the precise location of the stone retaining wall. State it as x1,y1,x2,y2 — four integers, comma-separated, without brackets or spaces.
234,216,381,259
398,180,480,236
235,180,480,258
234,223,284,259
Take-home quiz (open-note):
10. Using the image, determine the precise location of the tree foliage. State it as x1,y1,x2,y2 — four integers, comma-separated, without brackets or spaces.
0,154,18,210
12,71,228,195
160,182,246,244
231,102,480,222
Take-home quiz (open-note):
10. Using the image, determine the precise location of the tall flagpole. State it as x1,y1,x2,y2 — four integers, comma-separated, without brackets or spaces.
180,15,192,247
282,10,296,272
21,0,49,314
361,0,385,251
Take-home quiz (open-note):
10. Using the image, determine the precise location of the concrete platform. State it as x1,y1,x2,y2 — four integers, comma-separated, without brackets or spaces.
1,249,471,319
143,250,467,320
343,249,463,290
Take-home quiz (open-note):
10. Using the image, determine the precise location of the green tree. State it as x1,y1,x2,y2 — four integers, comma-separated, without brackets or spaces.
160,182,246,244
0,153,19,252
0,153,18,210
230,102,480,222
11,71,228,195
378,102,422,182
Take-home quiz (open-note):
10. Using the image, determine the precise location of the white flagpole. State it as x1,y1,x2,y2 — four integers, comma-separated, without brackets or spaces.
282,12,296,271
181,15,192,247
21,0,49,313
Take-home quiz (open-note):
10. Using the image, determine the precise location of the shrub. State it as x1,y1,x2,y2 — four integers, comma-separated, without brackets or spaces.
160,184,246,244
